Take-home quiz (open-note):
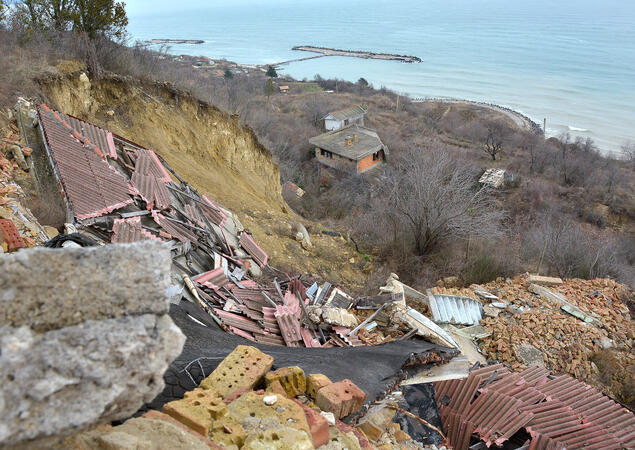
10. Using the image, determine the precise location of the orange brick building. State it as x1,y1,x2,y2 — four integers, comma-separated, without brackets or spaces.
309,125,388,174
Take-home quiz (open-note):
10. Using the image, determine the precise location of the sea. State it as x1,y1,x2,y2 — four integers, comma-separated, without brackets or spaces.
127,0,635,155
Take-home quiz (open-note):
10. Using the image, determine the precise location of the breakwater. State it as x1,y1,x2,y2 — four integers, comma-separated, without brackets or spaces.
292,45,421,63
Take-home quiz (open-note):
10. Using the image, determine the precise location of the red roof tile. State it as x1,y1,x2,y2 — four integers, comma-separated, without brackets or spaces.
57,111,118,159
111,217,162,243
38,105,134,219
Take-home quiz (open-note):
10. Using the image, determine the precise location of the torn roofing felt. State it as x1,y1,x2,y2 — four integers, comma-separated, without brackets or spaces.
37,105,134,219
146,302,458,415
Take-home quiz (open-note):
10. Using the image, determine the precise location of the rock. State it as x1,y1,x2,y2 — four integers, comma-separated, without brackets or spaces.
0,242,172,332
514,343,545,367
483,304,502,318
321,411,336,426
265,366,306,397
527,275,563,286
106,109,115,116
199,345,274,398
490,301,508,309
79,72,91,89
227,391,310,437
356,404,396,442
71,415,220,450
264,395,278,406
322,307,358,328
0,314,185,446
295,223,312,247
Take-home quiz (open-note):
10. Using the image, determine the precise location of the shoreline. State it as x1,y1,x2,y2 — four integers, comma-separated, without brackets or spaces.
412,97,543,134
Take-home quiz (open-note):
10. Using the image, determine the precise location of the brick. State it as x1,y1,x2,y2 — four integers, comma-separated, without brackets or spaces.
199,345,274,398
162,387,226,436
265,379,288,398
141,410,223,449
306,373,332,399
292,399,330,448
316,379,366,419
265,366,306,397
0,218,25,252
223,386,250,404
336,420,374,450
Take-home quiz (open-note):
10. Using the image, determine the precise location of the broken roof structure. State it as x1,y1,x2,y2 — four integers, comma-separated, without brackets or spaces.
436,364,635,449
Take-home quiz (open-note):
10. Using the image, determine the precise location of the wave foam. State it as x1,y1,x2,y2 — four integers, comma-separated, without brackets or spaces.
568,126,589,132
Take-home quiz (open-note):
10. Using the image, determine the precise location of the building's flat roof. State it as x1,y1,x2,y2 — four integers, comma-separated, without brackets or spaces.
309,125,386,160
322,105,367,121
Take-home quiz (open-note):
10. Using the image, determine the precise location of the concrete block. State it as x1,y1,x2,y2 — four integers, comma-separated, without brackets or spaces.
306,373,332,399
227,391,310,437
265,366,306,397
0,314,185,446
527,275,563,286
199,345,274,397
242,426,313,450
316,379,367,419
0,241,172,332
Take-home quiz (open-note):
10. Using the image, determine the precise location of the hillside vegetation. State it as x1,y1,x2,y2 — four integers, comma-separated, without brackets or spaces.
0,18,633,291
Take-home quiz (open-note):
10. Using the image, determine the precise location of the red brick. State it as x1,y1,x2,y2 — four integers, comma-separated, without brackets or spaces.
316,379,366,419
336,420,375,450
222,386,250,404
292,399,329,448
0,219,26,252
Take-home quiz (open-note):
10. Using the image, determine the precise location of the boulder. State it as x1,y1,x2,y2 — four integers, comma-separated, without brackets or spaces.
0,315,184,445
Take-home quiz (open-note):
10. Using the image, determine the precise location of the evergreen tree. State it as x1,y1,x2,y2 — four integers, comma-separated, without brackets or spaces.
266,65,278,78
224,69,233,79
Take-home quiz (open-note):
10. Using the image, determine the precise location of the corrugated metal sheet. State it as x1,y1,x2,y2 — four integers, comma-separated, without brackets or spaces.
111,217,162,243
437,365,635,450
57,111,118,159
38,106,134,219
428,294,483,325
239,231,268,267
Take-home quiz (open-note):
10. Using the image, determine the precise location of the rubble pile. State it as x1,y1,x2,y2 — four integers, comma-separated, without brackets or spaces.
429,275,634,400
68,345,440,450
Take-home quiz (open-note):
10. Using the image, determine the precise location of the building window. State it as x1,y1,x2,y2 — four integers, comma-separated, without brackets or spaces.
344,119,349,126
320,149,333,159
372,152,379,161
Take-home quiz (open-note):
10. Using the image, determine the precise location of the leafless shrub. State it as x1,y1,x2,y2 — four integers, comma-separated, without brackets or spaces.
371,148,504,256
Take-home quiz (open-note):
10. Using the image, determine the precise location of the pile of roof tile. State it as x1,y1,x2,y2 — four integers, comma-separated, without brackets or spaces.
436,363,635,449
428,275,634,400
32,104,410,349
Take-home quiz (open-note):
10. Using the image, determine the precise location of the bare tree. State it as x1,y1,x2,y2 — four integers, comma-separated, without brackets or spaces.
482,120,507,160
303,94,329,128
379,149,504,255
